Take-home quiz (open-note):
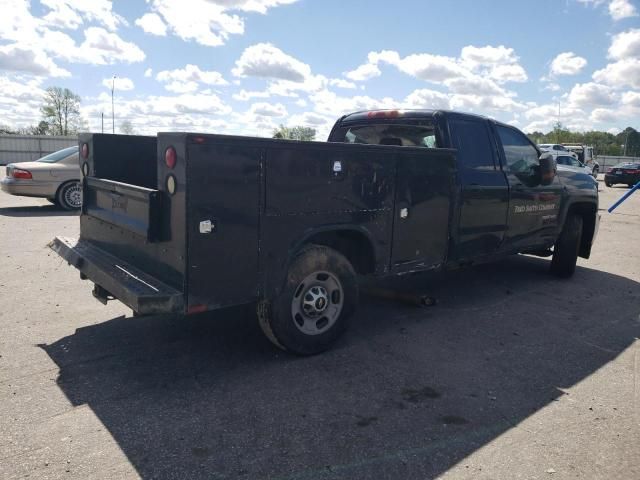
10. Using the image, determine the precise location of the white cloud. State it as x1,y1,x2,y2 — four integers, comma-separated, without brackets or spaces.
232,43,310,82
232,89,271,101
81,91,233,135
135,13,167,36
550,52,588,76
0,75,47,127
102,76,134,91
40,0,126,31
70,27,146,65
144,68,153,77
345,63,381,81
490,64,528,83
460,45,518,68
403,89,450,110
609,0,638,20
156,64,228,93
621,90,640,108
0,44,70,77
142,0,298,47
608,29,640,60
593,58,640,88
567,82,616,107
329,78,356,89
249,102,287,117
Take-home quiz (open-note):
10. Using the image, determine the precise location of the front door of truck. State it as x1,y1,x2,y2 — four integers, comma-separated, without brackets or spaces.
494,125,564,251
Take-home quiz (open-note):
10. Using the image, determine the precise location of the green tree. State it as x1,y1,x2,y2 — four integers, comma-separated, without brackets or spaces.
119,120,135,135
272,125,316,141
40,87,81,136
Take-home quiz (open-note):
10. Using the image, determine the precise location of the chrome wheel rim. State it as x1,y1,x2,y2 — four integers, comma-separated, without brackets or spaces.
64,183,82,208
291,271,343,336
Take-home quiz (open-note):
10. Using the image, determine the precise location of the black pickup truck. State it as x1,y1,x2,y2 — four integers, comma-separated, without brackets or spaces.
50,109,599,355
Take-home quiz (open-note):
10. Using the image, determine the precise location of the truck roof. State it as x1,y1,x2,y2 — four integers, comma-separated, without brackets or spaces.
339,109,492,124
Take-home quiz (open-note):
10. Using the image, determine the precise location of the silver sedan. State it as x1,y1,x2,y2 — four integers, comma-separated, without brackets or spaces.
1,146,81,210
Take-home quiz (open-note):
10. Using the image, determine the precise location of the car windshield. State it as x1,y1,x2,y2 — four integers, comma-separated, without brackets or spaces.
36,146,78,163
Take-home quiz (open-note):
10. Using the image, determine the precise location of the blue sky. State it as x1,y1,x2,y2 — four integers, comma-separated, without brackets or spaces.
0,0,638,138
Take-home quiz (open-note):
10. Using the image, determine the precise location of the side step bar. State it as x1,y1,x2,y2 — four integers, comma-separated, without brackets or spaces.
49,236,184,315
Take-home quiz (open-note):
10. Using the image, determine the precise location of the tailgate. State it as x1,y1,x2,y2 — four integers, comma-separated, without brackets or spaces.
83,177,162,241
50,236,183,314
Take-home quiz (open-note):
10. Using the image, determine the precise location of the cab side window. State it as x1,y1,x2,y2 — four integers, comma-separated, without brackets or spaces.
449,118,495,170
496,125,539,176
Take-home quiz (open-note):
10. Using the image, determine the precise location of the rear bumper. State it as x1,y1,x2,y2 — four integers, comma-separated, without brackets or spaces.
1,177,58,198
49,236,184,315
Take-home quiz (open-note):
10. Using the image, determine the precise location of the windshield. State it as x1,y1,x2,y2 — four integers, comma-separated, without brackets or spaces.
37,146,78,163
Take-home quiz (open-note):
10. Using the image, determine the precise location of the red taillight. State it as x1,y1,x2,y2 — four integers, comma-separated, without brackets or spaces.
165,146,176,169
81,143,89,159
367,110,400,119
624,169,640,174
12,168,32,179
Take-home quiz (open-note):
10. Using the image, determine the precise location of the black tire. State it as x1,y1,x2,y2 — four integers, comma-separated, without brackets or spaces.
605,180,612,187
258,245,358,355
56,181,82,210
550,214,583,278
628,184,635,188
46,198,58,205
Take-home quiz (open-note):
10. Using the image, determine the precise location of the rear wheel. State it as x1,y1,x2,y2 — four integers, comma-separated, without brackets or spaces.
550,214,583,278
628,184,636,188
605,180,612,187
258,245,358,355
56,181,82,210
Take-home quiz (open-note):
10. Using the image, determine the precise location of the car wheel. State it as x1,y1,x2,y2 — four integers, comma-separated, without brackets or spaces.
592,167,599,177
605,180,612,187
257,244,358,355
56,181,82,210
628,184,636,188
46,198,58,205
550,214,583,278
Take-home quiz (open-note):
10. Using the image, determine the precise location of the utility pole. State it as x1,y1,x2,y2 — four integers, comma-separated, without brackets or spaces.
111,75,116,134
623,129,630,157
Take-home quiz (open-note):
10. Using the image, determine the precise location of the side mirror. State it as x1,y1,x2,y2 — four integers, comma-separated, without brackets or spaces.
539,153,556,186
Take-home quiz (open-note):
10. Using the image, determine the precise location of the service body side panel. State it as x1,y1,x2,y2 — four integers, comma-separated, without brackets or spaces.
185,140,261,309
260,142,398,297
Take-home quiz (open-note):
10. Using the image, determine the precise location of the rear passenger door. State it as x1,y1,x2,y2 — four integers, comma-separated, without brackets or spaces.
449,116,509,260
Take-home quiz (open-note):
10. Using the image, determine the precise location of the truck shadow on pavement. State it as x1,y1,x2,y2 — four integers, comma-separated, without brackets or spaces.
0,205,78,217
40,255,640,480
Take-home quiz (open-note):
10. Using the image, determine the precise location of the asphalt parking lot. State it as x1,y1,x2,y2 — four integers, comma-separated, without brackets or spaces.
0,182,639,480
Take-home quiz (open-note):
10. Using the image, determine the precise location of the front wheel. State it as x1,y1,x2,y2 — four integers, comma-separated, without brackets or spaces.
56,181,82,210
258,245,358,355
550,214,583,278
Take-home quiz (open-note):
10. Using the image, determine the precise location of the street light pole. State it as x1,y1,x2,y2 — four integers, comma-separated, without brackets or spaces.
111,75,116,134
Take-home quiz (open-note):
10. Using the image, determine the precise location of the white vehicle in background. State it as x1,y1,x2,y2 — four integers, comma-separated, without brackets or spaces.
555,154,593,176
562,144,599,178
538,144,577,158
